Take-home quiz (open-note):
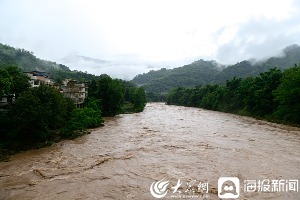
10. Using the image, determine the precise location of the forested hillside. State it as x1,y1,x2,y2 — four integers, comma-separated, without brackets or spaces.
0,43,99,82
133,60,220,93
132,44,300,93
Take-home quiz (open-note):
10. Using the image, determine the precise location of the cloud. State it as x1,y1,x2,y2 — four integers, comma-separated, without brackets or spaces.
59,54,156,80
214,12,300,64
0,0,300,78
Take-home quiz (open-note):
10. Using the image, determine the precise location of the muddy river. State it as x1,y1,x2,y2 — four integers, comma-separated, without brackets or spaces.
0,103,299,200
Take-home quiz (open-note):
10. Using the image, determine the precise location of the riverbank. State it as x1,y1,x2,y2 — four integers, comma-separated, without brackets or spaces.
0,129,91,162
0,98,146,162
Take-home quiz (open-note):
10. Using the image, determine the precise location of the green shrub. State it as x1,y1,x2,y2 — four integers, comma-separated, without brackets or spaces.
61,107,103,138
0,85,76,149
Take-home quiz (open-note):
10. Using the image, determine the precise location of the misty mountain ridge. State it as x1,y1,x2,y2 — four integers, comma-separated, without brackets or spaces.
1,42,299,88
0,43,71,72
132,44,300,93
0,43,100,81
59,54,151,80
0,43,146,80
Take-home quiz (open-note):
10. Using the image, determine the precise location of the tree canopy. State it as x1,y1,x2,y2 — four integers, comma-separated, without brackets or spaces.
0,65,30,97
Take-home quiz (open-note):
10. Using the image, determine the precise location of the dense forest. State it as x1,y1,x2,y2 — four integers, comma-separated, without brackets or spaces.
167,66,300,125
0,44,146,159
132,44,300,94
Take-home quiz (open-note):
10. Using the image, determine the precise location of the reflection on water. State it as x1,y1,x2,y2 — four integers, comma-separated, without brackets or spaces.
0,103,299,199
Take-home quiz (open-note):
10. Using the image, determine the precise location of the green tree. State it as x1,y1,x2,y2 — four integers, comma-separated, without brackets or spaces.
5,65,30,97
134,87,146,112
61,98,104,138
243,68,282,116
273,66,300,124
0,68,11,97
88,76,125,116
106,79,124,116
7,85,75,143
0,65,31,99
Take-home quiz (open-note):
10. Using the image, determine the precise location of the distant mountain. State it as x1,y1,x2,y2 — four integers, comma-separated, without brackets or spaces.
131,44,300,93
215,44,300,83
132,60,221,93
0,43,100,82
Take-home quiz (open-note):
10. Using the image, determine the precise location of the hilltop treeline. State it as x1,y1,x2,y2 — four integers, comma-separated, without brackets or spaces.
167,66,300,125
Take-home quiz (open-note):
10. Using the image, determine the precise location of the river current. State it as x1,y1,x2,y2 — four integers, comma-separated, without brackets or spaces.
0,103,299,199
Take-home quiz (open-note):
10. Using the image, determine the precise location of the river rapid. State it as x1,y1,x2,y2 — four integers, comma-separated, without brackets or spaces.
0,103,299,200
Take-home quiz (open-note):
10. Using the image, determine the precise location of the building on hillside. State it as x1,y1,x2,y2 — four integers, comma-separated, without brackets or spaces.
25,71,54,87
60,79,88,108
0,94,15,107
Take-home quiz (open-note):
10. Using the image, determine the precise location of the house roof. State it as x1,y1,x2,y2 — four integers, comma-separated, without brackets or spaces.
25,71,50,78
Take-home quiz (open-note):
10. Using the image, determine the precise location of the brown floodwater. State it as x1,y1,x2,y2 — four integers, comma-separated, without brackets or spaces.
0,103,299,200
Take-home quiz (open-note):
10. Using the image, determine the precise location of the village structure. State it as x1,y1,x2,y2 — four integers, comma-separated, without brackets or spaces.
0,71,88,108
25,71,55,87
60,79,88,108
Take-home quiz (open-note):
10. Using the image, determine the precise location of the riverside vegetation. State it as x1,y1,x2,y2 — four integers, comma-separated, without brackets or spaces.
167,66,300,126
0,65,146,160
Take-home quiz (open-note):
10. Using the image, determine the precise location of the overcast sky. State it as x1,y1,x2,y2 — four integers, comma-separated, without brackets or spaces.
0,0,300,79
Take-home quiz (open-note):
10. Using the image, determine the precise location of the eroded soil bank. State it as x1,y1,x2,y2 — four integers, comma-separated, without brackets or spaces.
0,103,299,199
